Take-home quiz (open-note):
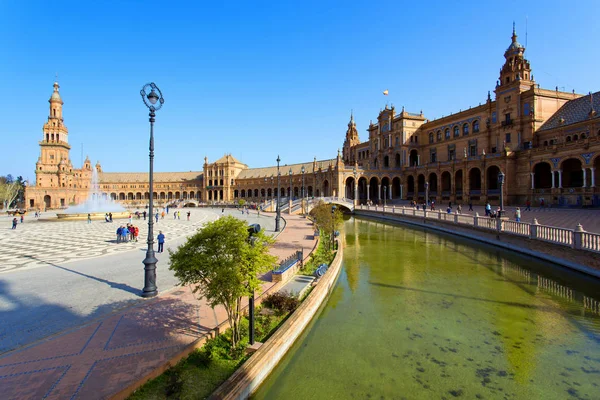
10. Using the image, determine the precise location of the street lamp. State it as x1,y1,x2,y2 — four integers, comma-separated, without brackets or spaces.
383,186,387,207
425,181,429,208
498,171,505,217
289,168,293,199
140,82,164,298
301,166,305,216
353,166,359,205
275,156,281,232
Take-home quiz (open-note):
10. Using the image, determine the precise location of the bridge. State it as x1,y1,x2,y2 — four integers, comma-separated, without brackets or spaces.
304,197,355,213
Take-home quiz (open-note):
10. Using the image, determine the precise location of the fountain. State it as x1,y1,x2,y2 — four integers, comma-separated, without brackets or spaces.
56,168,129,220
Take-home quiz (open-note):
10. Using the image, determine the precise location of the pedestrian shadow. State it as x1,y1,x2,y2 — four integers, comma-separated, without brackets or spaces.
22,255,140,296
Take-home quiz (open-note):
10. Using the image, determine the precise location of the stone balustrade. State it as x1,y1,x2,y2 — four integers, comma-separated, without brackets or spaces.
357,204,600,254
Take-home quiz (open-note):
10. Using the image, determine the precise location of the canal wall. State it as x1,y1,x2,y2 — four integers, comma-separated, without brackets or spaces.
209,239,345,400
354,209,600,279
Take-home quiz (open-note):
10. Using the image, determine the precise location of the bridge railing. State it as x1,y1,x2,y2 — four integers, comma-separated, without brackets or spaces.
356,205,599,254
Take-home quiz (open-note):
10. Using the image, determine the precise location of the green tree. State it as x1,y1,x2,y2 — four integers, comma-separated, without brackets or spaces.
0,175,22,209
169,215,277,348
310,201,344,250
237,199,246,207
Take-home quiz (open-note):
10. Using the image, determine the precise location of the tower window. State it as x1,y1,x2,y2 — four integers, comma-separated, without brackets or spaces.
445,129,450,139
505,133,511,143
436,131,442,141
53,109,56,117
506,77,510,84
453,126,459,137
463,123,469,135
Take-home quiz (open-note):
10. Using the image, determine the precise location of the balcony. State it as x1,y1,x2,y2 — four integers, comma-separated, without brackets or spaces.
501,119,514,128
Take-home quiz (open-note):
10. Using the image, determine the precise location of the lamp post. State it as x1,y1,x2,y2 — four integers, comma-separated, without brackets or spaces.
288,168,293,199
275,156,281,232
301,166,305,216
270,175,274,205
383,186,387,208
498,171,505,217
425,182,429,208
140,82,164,298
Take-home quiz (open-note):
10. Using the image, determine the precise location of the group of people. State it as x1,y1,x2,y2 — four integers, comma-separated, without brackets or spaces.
116,224,139,243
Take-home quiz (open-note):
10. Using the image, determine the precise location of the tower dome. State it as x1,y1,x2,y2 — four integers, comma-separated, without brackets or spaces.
50,81,63,103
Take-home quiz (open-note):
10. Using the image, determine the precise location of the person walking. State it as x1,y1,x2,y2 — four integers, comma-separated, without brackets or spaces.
128,214,133,224
116,226,122,243
525,199,531,211
109,212,113,222
87,213,92,224
174,211,177,219
157,231,165,253
12,218,18,229
20,214,24,224
155,212,159,223
540,198,545,208
161,210,165,219
485,202,491,216
143,210,147,220
515,207,521,222
457,204,462,214
468,201,473,211
187,211,190,221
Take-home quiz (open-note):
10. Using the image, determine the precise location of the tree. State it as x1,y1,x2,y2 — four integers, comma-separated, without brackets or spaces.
169,215,277,348
0,175,22,210
310,201,344,250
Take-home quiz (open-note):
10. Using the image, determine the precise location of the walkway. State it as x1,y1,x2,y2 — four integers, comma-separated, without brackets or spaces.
0,215,316,400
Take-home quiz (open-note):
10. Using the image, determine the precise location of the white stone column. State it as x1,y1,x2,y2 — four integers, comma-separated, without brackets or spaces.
417,155,420,166
531,172,535,189
558,170,563,188
591,167,596,188
378,184,382,201
389,186,392,200
551,171,555,189
367,184,370,201
400,184,403,200
583,168,587,188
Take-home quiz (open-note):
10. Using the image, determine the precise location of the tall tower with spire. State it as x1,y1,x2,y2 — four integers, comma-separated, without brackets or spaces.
342,111,360,164
497,23,533,89
35,80,74,189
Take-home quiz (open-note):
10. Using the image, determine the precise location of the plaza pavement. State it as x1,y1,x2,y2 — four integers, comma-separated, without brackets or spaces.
0,211,316,400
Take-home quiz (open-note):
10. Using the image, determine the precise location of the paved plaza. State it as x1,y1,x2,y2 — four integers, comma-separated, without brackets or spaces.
0,210,315,399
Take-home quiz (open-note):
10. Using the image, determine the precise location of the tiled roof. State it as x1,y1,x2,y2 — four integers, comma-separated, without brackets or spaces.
538,91,600,131
237,159,337,179
99,171,203,183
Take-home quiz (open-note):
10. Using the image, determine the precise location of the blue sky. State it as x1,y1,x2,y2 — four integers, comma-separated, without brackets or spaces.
1,0,599,181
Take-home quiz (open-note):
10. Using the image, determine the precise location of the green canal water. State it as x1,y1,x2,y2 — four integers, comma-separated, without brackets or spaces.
253,217,600,400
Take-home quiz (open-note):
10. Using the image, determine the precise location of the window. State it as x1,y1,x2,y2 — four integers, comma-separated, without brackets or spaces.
430,148,437,163
448,146,456,161
463,123,469,135
573,134,579,141
429,132,434,143
453,126,459,137
436,131,442,141
492,113,497,124
410,136,413,143
505,133,511,143
445,129,450,139
473,120,479,133
506,77,510,84
505,113,511,124
566,136,572,142
415,135,418,143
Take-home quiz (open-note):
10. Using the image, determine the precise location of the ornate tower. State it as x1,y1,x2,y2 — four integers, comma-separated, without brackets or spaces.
35,81,73,188
342,111,360,164
497,23,533,89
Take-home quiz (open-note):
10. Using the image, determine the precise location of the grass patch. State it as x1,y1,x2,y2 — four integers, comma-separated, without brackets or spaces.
129,305,289,400
300,232,334,276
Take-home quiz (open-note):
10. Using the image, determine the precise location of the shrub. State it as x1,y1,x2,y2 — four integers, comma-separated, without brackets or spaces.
263,292,300,316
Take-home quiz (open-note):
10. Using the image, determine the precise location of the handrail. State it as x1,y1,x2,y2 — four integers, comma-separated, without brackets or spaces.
356,205,599,254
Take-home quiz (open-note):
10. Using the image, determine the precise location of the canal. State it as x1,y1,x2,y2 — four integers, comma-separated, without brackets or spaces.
253,217,600,400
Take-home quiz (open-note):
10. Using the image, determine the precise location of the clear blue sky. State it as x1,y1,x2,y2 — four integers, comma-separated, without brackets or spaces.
1,0,599,182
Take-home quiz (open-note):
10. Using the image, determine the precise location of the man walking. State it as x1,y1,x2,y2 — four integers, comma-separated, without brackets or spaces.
515,207,521,222
12,217,18,229
525,199,531,211
143,210,147,220
87,213,92,224
468,201,473,211
155,212,159,223
157,231,165,253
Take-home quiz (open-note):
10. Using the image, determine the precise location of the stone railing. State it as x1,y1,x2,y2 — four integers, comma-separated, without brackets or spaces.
356,205,600,254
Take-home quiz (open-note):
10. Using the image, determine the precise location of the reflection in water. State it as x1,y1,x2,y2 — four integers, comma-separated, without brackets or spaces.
253,218,600,400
